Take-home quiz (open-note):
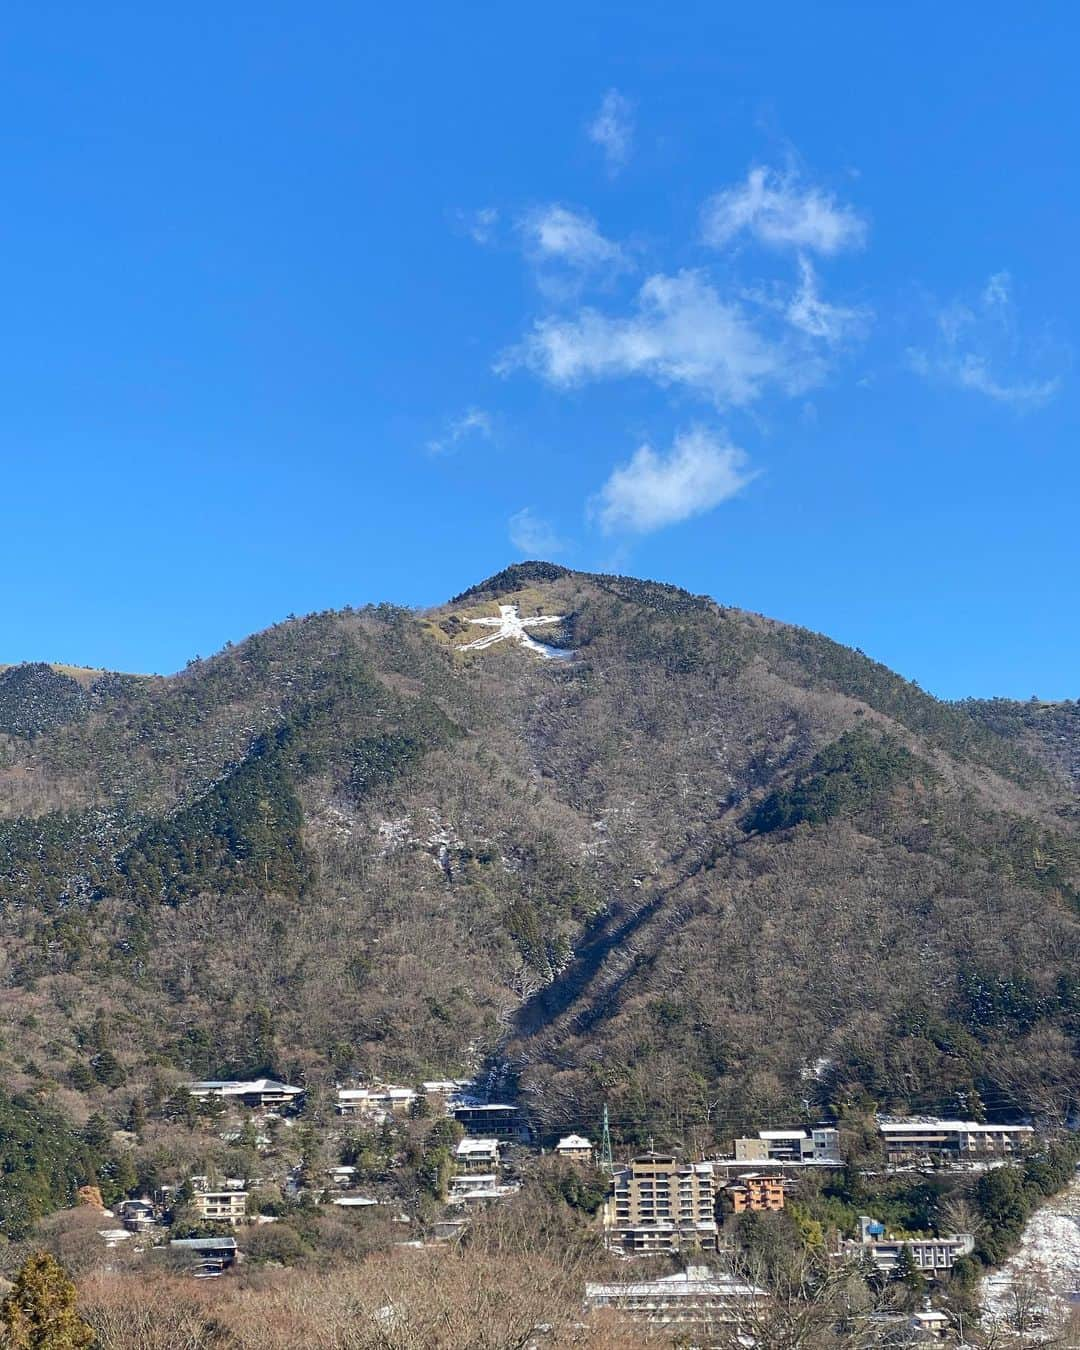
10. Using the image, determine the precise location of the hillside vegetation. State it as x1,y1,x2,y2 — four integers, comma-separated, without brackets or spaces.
0,562,1077,1200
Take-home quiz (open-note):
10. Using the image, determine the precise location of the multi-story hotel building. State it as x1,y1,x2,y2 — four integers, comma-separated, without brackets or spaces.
603,1152,718,1255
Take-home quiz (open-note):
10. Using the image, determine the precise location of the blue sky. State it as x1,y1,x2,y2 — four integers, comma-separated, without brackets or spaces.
1,2,1077,698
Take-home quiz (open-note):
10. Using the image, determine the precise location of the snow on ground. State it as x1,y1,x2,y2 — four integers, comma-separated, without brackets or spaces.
459,604,574,660
981,1173,1080,1323
801,1056,832,1082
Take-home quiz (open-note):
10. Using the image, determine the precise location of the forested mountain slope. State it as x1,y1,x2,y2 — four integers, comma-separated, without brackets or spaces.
963,695,1080,787
1,563,1077,1156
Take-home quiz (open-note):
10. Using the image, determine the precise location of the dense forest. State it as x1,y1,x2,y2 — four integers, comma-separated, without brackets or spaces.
1,562,1078,1223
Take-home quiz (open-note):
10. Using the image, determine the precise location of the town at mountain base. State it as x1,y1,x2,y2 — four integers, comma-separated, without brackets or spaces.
1,562,1078,1344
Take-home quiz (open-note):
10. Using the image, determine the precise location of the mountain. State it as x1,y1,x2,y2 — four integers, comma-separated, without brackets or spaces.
1,561,1078,1151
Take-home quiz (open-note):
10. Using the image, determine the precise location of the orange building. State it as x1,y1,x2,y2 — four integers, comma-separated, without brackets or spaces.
726,1174,786,1214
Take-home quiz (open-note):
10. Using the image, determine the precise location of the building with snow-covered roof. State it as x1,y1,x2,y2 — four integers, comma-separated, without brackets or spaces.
336,1088,371,1116
336,1084,418,1117
877,1117,1033,1164
454,1137,501,1172
421,1079,472,1097
116,1198,158,1232
585,1265,767,1332
448,1174,519,1205
554,1134,593,1163
453,1103,522,1137
183,1078,302,1109
909,1300,949,1342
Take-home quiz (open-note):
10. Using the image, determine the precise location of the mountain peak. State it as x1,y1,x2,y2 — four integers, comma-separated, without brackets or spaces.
450,561,572,604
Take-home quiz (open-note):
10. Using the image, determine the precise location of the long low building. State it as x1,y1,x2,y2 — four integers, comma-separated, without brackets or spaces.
585,1266,768,1331
877,1117,1033,1163
336,1085,417,1116
839,1216,975,1278
453,1103,522,1137
183,1078,302,1109
169,1236,238,1277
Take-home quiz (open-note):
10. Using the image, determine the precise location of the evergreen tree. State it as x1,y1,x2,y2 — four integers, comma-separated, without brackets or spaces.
66,1062,94,1093
81,1113,110,1151
975,1166,1030,1263
0,1252,94,1349
91,1048,125,1088
894,1244,925,1295
103,1148,138,1203
125,1096,146,1137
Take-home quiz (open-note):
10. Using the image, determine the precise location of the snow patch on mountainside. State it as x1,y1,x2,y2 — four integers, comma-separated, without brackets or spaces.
459,604,573,659
982,1174,1080,1325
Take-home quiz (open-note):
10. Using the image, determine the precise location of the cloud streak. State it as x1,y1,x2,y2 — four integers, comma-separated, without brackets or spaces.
908,271,1064,408
702,166,866,255
785,256,867,342
594,427,756,533
427,408,494,454
453,207,499,245
587,90,634,175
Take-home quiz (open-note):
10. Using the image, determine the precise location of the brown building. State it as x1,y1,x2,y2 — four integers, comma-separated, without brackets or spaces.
603,1152,718,1255
725,1173,786,1214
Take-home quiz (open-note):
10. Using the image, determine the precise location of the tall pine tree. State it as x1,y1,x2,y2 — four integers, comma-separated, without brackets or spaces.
0,1252,94,1349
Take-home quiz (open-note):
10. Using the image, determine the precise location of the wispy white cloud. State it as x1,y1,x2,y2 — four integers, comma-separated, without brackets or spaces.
508,507,567,556
702,166,866,256
594,426,756,534
983,270,1011,310
500,269,825,408
908,349,1060,406
785,256,867,342
427,407,494,454
908,271,1064,408
587,89,634,175
454,207,499,245
520,204,626,272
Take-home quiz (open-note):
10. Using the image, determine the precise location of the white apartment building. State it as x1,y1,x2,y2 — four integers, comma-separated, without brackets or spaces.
336,1084,418,1116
